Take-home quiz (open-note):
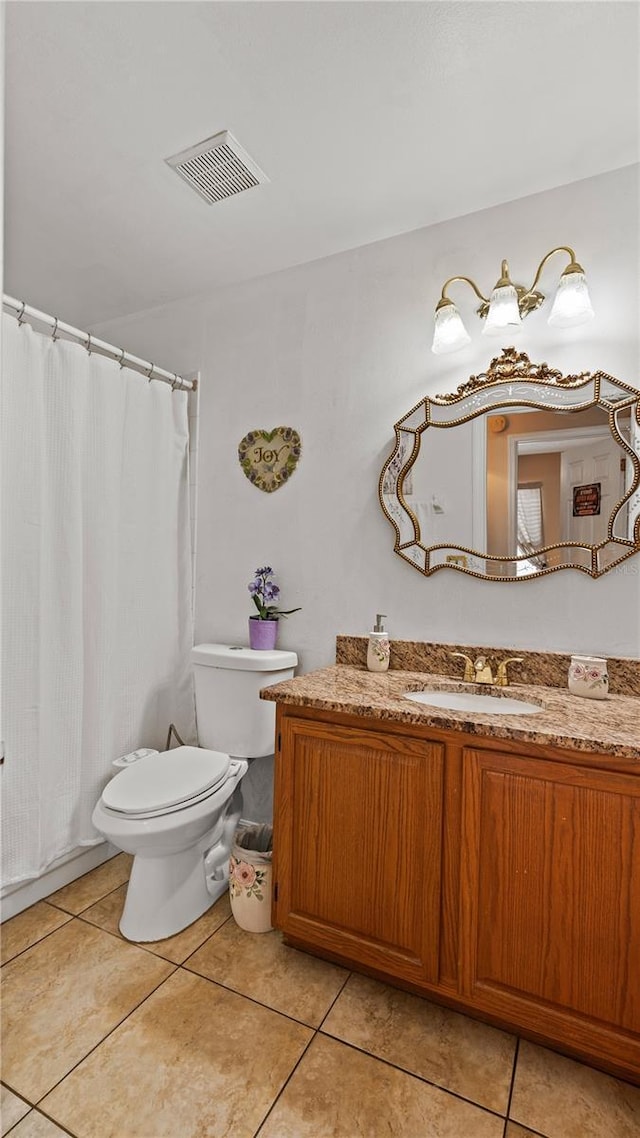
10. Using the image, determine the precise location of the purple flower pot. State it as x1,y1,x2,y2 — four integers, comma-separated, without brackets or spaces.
249,618,279,650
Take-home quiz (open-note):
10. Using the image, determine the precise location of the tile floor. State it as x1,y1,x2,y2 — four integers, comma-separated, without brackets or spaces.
1,854,639,1138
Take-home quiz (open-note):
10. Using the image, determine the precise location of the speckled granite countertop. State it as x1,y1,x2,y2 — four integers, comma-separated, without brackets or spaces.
261,665,640,761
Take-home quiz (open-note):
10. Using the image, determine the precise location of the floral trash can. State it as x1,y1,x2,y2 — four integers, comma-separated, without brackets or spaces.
229,823,273,933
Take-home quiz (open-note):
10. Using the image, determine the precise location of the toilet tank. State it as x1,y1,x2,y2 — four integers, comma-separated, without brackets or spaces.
191,643,297,758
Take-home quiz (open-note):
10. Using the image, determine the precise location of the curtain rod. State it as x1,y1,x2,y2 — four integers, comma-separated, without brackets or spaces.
2,295,196,393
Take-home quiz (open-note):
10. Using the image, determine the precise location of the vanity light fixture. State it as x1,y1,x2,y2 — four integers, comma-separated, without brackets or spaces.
431,246,594,355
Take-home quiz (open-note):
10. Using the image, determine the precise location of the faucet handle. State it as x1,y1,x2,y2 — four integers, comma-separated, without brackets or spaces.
449,652,475,683
495,657,524,687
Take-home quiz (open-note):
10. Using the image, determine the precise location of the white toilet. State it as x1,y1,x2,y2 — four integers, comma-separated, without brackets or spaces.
91,643,297,942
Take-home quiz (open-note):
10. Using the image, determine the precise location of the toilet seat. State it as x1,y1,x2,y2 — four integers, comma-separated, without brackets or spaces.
102,746,231,819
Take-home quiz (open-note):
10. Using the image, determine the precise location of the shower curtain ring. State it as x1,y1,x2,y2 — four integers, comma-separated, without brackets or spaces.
86,334,93,356
118,348,126,369
51,318,59,342
146,364,155,382
17,302,27,327
171,373,179,391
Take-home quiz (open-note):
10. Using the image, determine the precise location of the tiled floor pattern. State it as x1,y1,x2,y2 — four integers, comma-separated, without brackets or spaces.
1,854,639,1138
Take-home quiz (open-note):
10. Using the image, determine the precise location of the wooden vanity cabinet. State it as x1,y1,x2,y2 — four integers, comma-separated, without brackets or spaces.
272,706,640,1084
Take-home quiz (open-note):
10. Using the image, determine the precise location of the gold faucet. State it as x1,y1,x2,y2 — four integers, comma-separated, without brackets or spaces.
449,652,524,687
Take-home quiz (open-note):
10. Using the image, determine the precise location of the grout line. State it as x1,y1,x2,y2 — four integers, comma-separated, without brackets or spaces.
253,966,354,1137
4,1107,78,1138
252,1031,318,1138
1,913,74,968
316,969,352,1029
76,903,234,965
0,1080,36,1107
502,1036,521,1138
30,966,179,1112
179,913,235,967
180,961,336,1032
45,873,131,918
22,1106,78,1138
141,922,510,1124
179,960,507,1125
314,1030,509,1124
42,863,232,960
75,911,187,961
504,1111,549,1138
253,1025,510,1138
0,1112,34,1138
33,854,130,913
46,869,128,914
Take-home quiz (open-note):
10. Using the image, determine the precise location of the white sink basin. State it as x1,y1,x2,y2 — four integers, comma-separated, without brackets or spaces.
404,690,543,716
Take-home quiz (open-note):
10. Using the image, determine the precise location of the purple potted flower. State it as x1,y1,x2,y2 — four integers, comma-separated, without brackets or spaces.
248,566,300,650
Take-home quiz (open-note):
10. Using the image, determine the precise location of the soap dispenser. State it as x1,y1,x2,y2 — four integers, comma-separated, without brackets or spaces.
367,614,390,673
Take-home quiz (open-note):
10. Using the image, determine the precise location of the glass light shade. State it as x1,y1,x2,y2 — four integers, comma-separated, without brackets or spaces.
482,284,522,335
431,303,471,355
548,271,594,327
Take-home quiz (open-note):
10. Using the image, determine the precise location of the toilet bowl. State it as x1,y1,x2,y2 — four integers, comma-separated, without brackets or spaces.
92,747,247,941
91,644,297,941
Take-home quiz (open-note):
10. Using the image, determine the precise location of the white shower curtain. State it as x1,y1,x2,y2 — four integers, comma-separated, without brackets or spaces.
1,315,196,886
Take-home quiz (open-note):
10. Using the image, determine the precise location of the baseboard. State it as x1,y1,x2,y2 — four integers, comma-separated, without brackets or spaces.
1,842,119,921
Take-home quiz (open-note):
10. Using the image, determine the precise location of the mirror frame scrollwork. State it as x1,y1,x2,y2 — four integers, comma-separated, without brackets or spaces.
379,348,640,580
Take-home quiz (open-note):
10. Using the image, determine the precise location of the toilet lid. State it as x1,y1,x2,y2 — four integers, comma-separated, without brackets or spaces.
102,746,231,815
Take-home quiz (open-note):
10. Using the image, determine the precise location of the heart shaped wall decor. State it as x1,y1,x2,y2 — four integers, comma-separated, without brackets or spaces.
238,426,301,493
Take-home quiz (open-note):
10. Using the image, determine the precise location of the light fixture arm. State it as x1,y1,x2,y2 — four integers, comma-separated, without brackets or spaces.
437,275,490,310
525,246,583,299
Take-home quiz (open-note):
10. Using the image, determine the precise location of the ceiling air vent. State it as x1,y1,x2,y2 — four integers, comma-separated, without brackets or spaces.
165,130,269,205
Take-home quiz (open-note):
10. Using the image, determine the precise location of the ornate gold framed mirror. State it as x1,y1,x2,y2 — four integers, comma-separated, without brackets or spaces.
379,348,640,580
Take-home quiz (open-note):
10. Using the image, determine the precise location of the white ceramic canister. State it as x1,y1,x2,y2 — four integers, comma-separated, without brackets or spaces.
568,655,609,700
229,830,273,933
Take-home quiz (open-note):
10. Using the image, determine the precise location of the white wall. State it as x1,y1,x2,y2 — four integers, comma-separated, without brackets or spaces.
1,1,6,772
95,165,640,673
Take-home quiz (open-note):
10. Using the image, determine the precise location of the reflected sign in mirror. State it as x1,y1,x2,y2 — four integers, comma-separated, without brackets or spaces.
379,348,640,580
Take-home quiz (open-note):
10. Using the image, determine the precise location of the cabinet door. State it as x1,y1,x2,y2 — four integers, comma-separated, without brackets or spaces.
460,747,640,1074
274,717,444,986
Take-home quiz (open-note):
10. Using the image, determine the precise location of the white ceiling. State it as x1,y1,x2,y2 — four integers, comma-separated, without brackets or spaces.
4,1,639,329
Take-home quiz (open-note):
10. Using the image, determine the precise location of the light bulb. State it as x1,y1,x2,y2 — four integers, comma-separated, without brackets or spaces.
431,302,471,355
483,284,522,335
548,270,594,327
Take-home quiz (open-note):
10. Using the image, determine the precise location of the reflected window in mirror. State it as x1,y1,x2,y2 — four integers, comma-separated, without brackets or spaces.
516,484,545,574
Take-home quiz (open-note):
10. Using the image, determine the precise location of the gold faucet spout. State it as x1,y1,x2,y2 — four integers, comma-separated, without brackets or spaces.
495,657,524,687
449,652,475,683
